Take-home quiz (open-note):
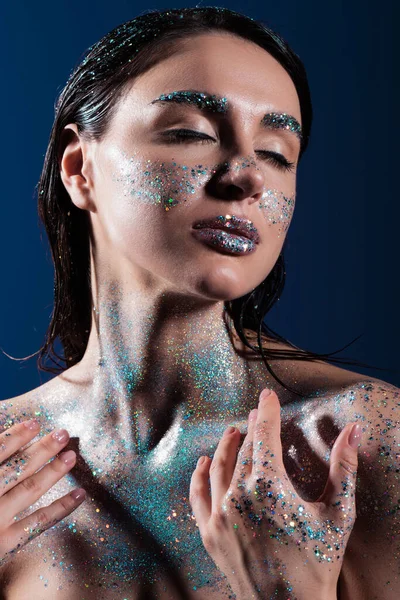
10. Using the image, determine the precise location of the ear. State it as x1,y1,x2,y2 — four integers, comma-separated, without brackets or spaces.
59,124,97,213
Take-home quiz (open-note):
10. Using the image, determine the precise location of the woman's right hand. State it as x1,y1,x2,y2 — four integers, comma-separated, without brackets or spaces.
0,418,86,568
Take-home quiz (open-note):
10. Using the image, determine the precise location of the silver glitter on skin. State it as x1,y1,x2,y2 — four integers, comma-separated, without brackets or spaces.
112,148,295,237
2,379,398,599
110,88,296,238
259,188,295,234
0,24,399,600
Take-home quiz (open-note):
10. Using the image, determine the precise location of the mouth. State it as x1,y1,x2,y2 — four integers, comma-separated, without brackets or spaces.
191,214,260,256
192,214,260,244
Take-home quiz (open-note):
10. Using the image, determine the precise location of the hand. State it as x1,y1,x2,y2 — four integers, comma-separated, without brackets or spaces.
189,388,360,600
0,418,86,568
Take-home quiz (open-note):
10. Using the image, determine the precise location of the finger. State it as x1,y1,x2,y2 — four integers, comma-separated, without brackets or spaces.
0,428,71,496
253,389,283,472
0,450,77,526
209,427,241,513
190,456,212,530
0,419,41,466
317,422,360,517
2,487,86,558
233,409,258,481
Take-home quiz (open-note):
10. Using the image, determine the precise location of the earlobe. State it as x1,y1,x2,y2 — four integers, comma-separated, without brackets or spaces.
59,124,96,213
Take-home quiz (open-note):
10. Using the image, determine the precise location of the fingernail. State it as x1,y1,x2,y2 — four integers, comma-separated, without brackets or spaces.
52,429,69,443
249,408,258,420
260,388,272,402
59,450,76,464
24,419,40,430
70,488,86,502
197,456,206,467
348,423,362,449
224,426,236,436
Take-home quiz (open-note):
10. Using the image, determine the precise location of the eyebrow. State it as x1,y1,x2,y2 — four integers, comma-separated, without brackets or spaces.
149,89,303,142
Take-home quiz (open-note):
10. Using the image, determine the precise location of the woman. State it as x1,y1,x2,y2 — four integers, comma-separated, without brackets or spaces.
0,6,398,599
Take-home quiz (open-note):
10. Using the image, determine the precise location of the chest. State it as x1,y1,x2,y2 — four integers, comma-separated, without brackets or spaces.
5,398,350,599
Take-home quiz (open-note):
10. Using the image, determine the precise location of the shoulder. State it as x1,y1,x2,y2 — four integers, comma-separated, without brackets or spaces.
240,327,399,437
0,363,85,431
0,392,36,428
239,327,383,395
346,378,399,493
337,379,400,598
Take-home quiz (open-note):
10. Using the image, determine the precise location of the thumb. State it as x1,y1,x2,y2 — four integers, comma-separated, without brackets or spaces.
317,422,361,513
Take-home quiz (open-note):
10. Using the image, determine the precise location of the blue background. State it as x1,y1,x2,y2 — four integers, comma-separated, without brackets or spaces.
1,0,399,399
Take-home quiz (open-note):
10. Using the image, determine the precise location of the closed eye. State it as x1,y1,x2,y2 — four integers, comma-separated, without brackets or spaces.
161,129,296,172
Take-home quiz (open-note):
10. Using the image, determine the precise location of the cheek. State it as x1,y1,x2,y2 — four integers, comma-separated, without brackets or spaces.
100,147,293,274
258,189,296,239
110,148,211,212
108,148,296,234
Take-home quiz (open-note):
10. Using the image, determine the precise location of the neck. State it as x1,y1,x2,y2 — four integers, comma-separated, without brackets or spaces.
74,279,260,453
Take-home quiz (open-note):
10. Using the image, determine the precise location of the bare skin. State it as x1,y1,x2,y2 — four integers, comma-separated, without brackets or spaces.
0,32,398,599
0,346,398,599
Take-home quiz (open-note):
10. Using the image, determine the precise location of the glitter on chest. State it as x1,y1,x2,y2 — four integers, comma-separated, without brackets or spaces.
59,417,230,590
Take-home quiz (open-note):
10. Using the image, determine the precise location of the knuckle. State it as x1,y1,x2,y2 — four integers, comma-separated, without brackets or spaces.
21,476,40,494
238,440,253,456
189,485,202,505
41,436,57,453
254,420,272,436
14,424,29,439
337,456,358,476
58,495,75,514
50,455,67,473
210,457,227,474
201,530,216,552
35,509,49,526
211,510,227,531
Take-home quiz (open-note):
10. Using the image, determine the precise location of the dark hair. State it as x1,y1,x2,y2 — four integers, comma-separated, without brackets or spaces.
33,6,376,396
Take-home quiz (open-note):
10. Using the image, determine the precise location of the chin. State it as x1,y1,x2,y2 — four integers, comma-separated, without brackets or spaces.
193,266,262,302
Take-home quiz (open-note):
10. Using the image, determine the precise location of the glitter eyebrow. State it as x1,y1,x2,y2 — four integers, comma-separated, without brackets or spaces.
149,89,303,141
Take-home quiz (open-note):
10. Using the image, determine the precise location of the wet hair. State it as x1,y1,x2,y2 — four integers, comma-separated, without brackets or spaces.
33,6,377,396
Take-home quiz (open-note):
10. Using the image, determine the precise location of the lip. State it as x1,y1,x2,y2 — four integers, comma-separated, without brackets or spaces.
192,214,260,244
191,228,257,255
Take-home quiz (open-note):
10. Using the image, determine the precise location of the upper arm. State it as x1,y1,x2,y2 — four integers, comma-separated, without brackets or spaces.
339,380,400,599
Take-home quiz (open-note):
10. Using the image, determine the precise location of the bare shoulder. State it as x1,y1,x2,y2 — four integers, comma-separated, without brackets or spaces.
0,386,46,430
0,362,91,430
335,378,399,599
238,326,391,394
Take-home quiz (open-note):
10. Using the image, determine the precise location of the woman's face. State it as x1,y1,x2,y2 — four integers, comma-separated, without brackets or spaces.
80,32,302,301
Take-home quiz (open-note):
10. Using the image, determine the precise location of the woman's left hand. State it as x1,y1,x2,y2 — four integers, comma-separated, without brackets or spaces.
189,388,360,600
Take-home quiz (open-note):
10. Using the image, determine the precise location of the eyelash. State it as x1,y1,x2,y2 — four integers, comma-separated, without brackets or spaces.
161,128,296,172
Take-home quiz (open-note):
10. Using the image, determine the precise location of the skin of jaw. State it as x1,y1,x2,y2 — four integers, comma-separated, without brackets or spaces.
1,30,399,600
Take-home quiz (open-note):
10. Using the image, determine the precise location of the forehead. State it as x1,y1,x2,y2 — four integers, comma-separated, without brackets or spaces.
123,32,301,121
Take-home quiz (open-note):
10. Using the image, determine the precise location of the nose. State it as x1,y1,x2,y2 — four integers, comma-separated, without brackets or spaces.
211,152,265,205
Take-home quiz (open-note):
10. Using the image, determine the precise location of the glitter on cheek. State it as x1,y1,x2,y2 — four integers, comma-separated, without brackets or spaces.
111,149,211,211
258,188,296,236
112,146,295,243
111,150,253,212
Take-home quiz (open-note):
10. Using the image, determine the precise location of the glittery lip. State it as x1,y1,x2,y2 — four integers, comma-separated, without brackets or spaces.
192,214,260,244
191,228,257,255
